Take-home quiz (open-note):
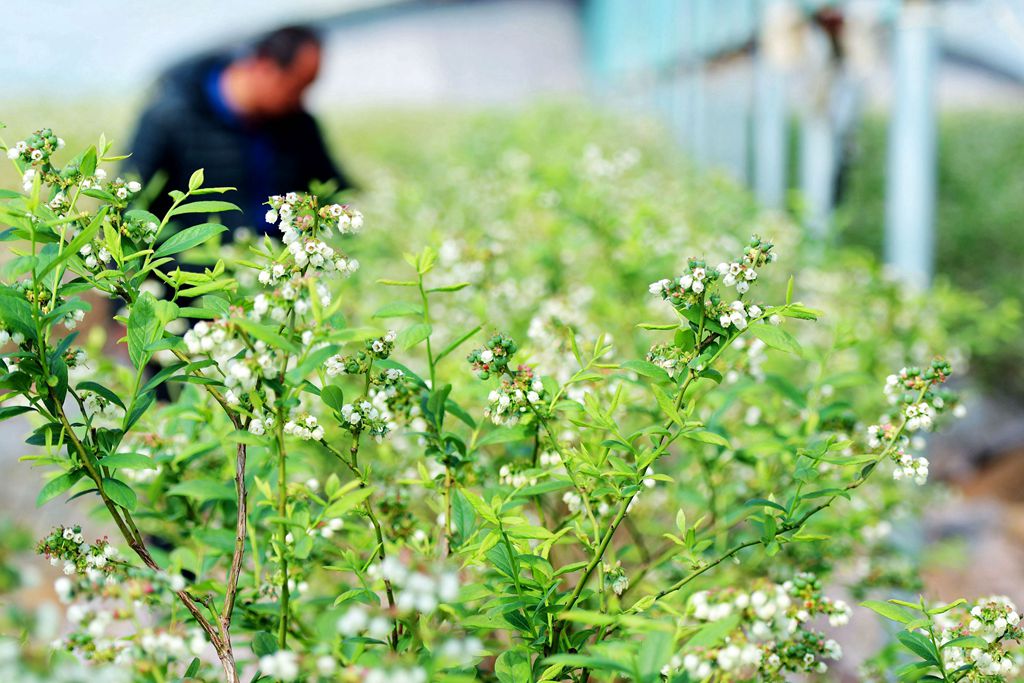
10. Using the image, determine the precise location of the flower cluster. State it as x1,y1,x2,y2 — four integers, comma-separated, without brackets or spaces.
468,334,547,424
725,336,768,383
325,331,398,377
336,604,394,640
284,413,325,441
262,192,361,280
37,524,209,673
649,236,776,309
37,526,121,584
79,241,113,272
223,345,279,399
892,451,930,485
648,258,714,303
53,617,205,672
498,465,536,488
437,636,485,666
467,333,519,379
868,360,961,486
484,365,546,426
6,128,64,165
137,629,207,663
646,343,689,378
121,211,160,245
938,596,1023,679
337,399,393,441
247,410,276,436
82,390,125,428
539,450,562,468
259,650,300,681
253,276,333,320
667,574,850,681
362,666,427,683
0,326,26,348
370,557,460,615
603,561,629,596
183,319,241,361
714,235,777,294
108,177,142,202
319,202,363,234
714,300,762,331
562,491,583,514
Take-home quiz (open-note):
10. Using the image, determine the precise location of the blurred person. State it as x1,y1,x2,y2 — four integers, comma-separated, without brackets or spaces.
125,25,353,231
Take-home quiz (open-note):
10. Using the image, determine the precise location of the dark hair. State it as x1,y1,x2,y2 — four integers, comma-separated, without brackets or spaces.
252,25,321,67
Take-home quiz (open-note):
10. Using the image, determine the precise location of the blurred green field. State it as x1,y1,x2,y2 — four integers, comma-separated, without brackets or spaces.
2,100,1022,681
2,102,1021,397
837,112,1024,395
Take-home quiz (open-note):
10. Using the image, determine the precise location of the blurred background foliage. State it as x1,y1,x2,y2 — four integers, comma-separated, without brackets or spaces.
837,111,1024,394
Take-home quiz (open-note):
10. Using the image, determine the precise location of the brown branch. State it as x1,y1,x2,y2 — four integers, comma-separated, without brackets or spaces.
221,442,248,633
51,394,237,678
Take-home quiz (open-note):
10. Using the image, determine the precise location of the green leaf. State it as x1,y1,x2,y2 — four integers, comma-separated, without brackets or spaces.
861,600,917,624
651,384,682,426
460,488,499,525
80,146,98,177
427,282,471,293
0,287,36,341
372,301,423,319
126,292,161,369
251,631,277,657
675,509,687,533
154,223,227,259
38,206,108,279
941,635,987,650
897,631,941,666
476,424,532,448
77,380,126,410
0,405,34,421
451,489,476,541
323,487,375,517
168,200,240,217
542,654,632,676
188,168,204,191
495,648,533,683
397,323,432,350
102,477,137,512
320,384,345,413
234,318,298,353
750,323,802,356
184,657,201,678
637,630,673,679
927,599,967,615
681,429,730,448
686,614,740,648
100,452,156,470
434,324,483,362
167,479,234,503
622,359,671,383
746,497,787,512
37,470,84,506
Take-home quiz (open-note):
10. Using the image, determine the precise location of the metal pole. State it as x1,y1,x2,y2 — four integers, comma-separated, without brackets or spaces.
755,0,790,209
800,112,835,236
885,0,938,286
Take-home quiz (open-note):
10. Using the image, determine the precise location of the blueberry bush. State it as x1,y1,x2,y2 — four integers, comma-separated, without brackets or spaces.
0,113,1020,682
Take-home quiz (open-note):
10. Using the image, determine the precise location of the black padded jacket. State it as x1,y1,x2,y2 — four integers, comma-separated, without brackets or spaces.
124,53,352,232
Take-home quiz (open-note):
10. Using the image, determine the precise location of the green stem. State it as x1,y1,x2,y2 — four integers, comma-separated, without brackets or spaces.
322,437,399,650
628,388,925,613
275,426,290,649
